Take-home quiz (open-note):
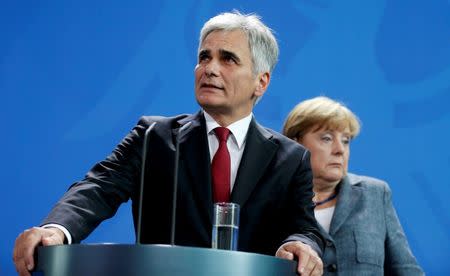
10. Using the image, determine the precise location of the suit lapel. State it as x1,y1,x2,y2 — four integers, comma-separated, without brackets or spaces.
329,174,362,235
177,111,213,223
231,119,278,207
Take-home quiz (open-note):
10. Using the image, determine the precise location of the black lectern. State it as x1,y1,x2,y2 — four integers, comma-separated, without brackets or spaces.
34,244,297,276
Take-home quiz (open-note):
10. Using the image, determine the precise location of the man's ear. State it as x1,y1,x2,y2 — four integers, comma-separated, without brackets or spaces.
254,72,270,97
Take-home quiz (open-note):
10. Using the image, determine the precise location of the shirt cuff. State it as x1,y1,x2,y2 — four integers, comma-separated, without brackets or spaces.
282,235,323,256
42,223,72,244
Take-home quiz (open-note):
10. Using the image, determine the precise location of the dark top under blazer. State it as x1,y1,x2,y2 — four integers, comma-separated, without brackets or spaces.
43,111,324,255
321,173,424,275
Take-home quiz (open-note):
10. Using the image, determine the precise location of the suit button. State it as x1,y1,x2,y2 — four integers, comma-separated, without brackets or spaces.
327,264,337,272
326,240,333,247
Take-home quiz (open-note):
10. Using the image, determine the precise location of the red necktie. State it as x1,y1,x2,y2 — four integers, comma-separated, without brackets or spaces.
212,127,231,203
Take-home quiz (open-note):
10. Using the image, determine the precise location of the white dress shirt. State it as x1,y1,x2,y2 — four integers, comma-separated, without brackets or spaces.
204,111,253,192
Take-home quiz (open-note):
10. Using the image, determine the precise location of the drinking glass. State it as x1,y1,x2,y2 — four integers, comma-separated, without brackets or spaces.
212,202,239,250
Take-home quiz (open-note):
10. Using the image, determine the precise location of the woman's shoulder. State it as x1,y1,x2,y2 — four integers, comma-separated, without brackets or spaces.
346,173,390,192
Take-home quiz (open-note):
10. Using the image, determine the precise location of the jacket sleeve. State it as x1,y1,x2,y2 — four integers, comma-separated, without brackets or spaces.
383,183,424,275
283,151,325,256
41,117,150,243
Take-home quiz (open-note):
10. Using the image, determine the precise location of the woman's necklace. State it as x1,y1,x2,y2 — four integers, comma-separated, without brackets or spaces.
313,192,338,207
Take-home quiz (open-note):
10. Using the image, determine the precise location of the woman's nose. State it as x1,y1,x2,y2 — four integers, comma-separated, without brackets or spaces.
333,141,345,154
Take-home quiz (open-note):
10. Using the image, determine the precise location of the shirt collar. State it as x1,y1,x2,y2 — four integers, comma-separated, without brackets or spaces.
204,111,253,149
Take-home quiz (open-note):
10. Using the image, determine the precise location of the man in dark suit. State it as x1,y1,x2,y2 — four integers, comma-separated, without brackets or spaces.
13,11,324,276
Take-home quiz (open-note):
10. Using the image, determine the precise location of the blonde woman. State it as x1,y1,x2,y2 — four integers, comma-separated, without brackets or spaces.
283,96,423,275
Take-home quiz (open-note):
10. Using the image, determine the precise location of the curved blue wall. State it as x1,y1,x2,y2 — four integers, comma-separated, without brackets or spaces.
2,1,449,274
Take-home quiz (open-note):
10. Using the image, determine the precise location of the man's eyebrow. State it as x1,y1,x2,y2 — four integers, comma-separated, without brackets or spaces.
198,49,210,57
219,49,241,63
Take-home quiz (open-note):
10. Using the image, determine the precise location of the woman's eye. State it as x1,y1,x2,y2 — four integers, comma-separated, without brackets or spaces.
321,135,332,142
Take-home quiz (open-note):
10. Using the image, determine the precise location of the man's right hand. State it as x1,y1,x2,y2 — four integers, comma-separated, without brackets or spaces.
13,227,65,276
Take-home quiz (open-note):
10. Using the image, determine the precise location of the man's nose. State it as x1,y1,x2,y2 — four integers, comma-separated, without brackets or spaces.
204,60,219,77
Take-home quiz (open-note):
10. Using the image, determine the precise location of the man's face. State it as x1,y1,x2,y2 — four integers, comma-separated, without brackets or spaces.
195,30,268,120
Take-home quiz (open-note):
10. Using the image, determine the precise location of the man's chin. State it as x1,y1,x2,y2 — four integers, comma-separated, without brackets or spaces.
196,98,223,109
197,102,229,114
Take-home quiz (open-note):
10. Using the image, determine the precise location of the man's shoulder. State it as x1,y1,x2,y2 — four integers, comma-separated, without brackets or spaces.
260,124,305,147
255,123,308,158
137,114,190,126
135,112,202,129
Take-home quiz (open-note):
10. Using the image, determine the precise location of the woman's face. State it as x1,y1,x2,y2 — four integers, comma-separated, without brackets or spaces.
299,127,351,186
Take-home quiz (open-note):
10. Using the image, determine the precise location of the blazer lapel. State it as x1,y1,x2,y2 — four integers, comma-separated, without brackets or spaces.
329,174,362,235
231,119,278,207
177,111,213,223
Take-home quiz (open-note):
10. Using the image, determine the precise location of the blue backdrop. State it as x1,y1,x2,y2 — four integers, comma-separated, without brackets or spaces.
2,1,449,275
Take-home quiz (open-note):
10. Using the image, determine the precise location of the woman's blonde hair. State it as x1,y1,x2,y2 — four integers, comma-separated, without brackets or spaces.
283,96,361,140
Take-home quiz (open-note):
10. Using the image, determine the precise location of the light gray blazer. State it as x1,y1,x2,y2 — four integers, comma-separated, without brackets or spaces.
320,173,424,275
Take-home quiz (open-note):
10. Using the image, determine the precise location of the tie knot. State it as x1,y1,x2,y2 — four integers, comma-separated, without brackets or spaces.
214,127,230,142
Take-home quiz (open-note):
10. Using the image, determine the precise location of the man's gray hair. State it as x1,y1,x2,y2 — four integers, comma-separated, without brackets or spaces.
199,11,279,75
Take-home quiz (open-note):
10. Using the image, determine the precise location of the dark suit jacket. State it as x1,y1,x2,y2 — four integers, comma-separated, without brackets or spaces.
320,173,424,275
43,111,324,255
